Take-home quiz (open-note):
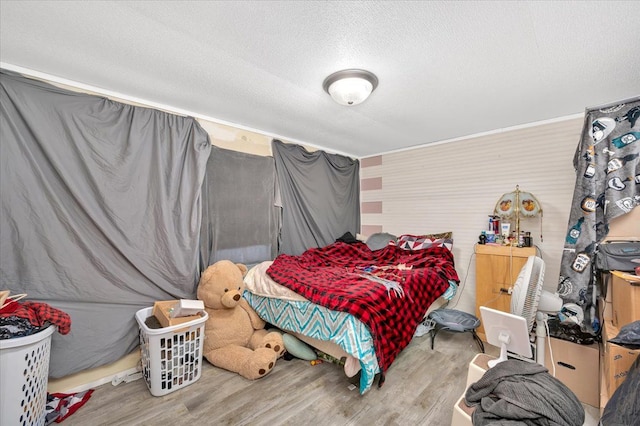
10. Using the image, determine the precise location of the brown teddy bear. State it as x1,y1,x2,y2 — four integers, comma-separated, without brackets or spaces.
197,260,285,380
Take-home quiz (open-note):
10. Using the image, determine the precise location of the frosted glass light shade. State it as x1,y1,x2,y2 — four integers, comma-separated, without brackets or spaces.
327,77,373,106
323,69,378,106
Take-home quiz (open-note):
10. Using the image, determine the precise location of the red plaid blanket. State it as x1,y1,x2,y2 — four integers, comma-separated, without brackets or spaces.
267,241,457,375
0,301,71,334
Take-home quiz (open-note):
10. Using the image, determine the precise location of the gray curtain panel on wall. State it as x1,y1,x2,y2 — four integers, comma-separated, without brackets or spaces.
199,146,279,269
557,97,639,335
0,70,211,377
272,139,360,256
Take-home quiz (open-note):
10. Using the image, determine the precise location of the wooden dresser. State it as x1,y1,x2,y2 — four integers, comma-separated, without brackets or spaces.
475,244,536,341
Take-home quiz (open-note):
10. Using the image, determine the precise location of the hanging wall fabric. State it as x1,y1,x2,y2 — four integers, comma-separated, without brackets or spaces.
557,97,639,336
0,69,212,377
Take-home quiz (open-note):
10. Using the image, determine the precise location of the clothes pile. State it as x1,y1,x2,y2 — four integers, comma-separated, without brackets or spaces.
465,359,584,426
0,293,71,339
45,390,94,424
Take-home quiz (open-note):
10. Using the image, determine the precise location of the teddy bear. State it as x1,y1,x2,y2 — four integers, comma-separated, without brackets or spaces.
197,260,285,380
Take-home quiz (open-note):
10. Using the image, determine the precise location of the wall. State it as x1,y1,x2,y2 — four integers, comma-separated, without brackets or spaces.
361,118,586,314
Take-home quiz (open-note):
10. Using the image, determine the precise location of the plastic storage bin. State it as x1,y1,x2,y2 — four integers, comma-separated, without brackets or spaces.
0,325,55,426
135,307,208,396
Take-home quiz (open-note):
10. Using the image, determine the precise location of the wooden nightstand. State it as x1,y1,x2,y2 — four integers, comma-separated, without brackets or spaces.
474,244,536,341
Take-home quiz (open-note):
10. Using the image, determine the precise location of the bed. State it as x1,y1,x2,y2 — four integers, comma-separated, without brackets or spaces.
243,235,458,394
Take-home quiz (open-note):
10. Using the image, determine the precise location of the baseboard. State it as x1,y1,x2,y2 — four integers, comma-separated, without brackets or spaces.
47,351,141,394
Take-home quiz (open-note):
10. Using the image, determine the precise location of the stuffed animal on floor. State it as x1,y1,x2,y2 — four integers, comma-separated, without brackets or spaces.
197,260,285,380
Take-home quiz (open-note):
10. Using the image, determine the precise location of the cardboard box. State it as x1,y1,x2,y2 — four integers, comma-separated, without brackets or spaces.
598,341,610,416
611,270,640,327
602,319,640,397
543,337,599,407
598,296,613,323
604,273,613,304
152,300,202,328
597,271,612,303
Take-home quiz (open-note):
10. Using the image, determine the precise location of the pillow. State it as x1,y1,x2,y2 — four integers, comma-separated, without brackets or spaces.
335,231,359,244
394,234,453,251
244,261,307,301
282,333,317,361
365,232,398,251
399,231,453,240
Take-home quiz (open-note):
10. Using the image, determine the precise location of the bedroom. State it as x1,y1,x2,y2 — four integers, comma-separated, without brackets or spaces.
1,1,639,425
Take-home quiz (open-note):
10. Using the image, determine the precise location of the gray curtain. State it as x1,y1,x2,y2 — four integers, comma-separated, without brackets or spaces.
199,146,279,269
557,97,639,335
272,139,360,255
0,70,211,377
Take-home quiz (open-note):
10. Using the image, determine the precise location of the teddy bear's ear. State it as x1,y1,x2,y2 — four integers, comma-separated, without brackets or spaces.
235,263,248,277
199,264,217,282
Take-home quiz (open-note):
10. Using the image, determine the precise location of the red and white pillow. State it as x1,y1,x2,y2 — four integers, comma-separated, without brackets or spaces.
392,233,453,251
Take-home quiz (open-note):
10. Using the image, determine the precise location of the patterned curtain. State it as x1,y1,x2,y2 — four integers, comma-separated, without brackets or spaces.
557,98,639,336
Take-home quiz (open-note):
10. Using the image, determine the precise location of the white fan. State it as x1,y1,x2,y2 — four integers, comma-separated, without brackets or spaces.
480,256,562,367
509,256,563,364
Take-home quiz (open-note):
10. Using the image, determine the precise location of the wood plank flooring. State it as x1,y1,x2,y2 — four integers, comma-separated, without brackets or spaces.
63,331,494,425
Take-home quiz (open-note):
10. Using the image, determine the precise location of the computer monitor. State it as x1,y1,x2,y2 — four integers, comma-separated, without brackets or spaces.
480,306,533,368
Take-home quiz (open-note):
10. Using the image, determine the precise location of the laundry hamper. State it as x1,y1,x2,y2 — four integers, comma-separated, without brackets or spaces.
0,325,55,426
135,307,208,396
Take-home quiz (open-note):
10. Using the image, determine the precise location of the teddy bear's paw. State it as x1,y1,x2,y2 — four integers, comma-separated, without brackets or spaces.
262,332,286,358
257,361,275,376
265,342,282,353
241,347,277,380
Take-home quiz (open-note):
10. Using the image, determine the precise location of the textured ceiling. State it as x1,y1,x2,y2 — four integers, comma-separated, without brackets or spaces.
1,1,639,158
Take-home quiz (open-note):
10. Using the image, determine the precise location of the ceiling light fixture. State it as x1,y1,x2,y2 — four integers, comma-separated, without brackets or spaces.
322,69,378,106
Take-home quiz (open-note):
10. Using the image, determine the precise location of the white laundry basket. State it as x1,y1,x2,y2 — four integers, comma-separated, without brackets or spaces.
0,325,55,426
135,307,207,396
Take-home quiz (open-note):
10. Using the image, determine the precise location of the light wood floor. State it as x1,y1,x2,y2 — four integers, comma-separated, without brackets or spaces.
63,331,495,425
